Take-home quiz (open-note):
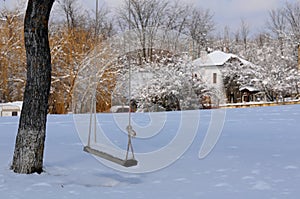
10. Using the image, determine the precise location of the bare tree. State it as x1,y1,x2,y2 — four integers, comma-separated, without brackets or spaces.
164,1,190,32
267,8,286,55
50,0,93,114
49,25,95,114
223,25,230,52
234,28,240,43
188,7,214,57
265,2,300,61
162,1,190,52
240,18,250,51
267,8,286,35
284,2,300,41
116,0,215,61
56,0,81,30
11,0,54,174
0,8,26,102
116,0,169,61
89,4,114,40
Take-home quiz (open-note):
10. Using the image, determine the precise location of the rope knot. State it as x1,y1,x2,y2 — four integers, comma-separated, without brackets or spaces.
126,125,136,137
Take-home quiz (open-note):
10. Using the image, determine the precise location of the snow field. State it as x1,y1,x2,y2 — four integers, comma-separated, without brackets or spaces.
0,105,300,198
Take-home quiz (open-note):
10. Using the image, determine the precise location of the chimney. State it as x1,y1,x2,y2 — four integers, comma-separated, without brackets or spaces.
200,50,208,58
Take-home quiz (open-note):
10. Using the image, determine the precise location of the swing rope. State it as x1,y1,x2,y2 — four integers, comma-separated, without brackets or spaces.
87,94,136,161
85,0,137,167
125,0,136,161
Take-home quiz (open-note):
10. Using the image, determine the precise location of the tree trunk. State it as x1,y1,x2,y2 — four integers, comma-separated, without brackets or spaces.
11,0,54,174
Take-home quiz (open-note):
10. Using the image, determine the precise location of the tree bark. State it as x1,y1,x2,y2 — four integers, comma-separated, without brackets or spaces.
11,0,54,174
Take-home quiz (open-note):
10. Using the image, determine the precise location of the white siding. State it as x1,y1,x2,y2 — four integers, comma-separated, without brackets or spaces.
195,65,224,91
0,105,21,117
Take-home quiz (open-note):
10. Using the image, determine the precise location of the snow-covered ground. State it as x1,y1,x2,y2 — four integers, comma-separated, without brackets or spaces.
1,105,300,199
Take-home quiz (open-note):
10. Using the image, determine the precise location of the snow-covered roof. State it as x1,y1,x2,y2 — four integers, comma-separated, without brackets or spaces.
110,105,130,113
239,86,260,92
193,50,251,67
0,101,23,110
0,105,20,111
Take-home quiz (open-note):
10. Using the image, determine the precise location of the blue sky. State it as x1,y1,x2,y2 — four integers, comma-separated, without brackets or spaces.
1,0,299,34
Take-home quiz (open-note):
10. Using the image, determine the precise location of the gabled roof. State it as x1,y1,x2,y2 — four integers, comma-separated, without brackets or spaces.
0,101,23,109
239,86,260,93
193,50,251,67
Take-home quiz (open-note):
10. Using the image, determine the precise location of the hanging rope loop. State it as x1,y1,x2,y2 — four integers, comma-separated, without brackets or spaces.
126,125,137,137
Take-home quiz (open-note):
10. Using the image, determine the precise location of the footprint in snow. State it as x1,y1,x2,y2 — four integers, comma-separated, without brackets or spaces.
32,182,52,187
215,183,231,188
252,181,272,191
284,165,298,170
242,176,255,180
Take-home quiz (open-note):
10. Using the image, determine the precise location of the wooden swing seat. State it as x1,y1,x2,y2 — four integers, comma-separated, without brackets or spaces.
83,146,138,167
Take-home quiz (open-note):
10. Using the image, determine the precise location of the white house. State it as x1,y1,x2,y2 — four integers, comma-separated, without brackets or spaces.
0,102,22,117
193,50,251,86
192,50,254,103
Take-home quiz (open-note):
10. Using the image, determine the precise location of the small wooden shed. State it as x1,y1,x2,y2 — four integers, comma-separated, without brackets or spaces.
239,86,260,102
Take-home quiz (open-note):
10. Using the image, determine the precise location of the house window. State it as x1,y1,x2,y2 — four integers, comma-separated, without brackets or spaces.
12,111,18,116
213,73,217,84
